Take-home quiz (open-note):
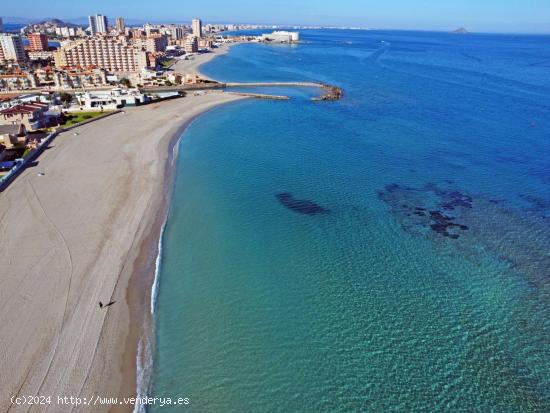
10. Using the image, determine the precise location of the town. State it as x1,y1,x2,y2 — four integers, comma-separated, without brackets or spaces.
0,14,301,185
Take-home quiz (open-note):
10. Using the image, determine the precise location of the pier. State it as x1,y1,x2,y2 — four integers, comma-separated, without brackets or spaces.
140,81,343,101
226,92,290,100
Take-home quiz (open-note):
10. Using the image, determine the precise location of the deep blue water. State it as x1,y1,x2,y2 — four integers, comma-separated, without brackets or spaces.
3,23,25,32
150,30,550,412
3,23,60,47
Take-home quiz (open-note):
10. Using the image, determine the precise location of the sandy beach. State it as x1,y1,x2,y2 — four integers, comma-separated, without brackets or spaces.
172,43,236,79
0,92,244,412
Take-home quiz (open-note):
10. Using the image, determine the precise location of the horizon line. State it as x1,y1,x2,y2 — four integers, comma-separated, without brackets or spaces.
2,15,550,35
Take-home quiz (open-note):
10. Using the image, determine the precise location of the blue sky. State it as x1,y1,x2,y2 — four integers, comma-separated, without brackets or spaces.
3,0,550,33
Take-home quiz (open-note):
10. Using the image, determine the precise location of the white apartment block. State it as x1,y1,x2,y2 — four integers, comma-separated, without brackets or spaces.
54,37,147,72
53,68,108,89
55,26,76,37
89,14,108,35
0,33,27,64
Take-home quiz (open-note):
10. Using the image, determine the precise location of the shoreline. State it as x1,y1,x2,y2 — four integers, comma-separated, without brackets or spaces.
0,92,246,413
0,39,326,412
123,100,239,413
125,44,246,411
96,94,250,413
172,42,239,80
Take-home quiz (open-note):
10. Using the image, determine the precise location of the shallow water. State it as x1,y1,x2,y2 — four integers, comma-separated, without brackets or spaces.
150,30,550,412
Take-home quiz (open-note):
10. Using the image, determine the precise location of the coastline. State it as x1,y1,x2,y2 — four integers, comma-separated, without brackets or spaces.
0,92,245,412
172,42,239,80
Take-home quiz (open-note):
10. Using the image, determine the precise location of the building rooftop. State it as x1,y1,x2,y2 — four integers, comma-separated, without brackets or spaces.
0,123,26,135
0,94,22,102
0,102,49,116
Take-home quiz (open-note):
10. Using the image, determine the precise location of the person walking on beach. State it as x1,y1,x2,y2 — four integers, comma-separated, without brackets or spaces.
99,301,116,309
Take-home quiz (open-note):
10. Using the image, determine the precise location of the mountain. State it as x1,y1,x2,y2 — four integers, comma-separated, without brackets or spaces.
4,17,81,27
34,18,79,28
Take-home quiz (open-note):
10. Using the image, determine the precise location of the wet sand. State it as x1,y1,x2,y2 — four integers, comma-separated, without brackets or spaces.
0,92,245,412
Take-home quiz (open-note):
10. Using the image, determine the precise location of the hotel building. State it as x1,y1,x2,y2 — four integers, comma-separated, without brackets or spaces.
54,37,147,72
28,33,49,52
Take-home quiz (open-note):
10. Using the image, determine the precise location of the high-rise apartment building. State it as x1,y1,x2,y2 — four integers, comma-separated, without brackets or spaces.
192,19,202,38
88,14,108,35
54,37,147,72
184,36,198,53
0,33,27,64
145,34,168,53
171,26,185,40
88,16,97,35
96,15,108,33
28,33,49,51
116,17,125,33
144,23,153,37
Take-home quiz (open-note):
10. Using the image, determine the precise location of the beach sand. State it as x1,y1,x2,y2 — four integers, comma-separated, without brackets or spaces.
172,43,236,80
0,92,245,412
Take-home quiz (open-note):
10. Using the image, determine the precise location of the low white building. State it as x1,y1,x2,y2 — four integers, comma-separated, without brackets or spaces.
261,31,300,43
74,88,150,111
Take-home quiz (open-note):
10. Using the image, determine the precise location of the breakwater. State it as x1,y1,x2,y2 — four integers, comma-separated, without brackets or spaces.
226,92,290,100
141,81,343,101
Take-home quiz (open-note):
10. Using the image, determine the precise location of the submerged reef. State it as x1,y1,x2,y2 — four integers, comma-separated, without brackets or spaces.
276,192,330,215
377,182,471,239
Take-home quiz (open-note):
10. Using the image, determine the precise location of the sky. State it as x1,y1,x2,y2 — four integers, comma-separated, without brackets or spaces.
3,0,550,33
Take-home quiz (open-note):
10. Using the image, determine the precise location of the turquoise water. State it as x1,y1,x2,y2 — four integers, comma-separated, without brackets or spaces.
150,30,550,412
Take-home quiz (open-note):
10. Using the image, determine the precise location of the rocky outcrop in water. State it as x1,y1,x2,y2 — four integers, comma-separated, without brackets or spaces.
377,183,471,239
276,192,330,215
312,85,344,101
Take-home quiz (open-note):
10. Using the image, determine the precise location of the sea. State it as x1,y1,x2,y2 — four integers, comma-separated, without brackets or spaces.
148,29,550,412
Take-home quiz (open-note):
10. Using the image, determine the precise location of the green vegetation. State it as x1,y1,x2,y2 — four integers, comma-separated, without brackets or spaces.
61,111,107,127
22,148,33,159
59,92,73,108
120,78,132,88
161,59,175,69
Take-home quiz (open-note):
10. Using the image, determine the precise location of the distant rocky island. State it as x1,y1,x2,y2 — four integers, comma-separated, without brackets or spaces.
22,18,79,34
452,27,469,34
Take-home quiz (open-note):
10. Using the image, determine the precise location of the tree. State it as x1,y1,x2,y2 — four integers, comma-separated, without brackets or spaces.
59,92,73,108
165,80,173,86
120,78,132,88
